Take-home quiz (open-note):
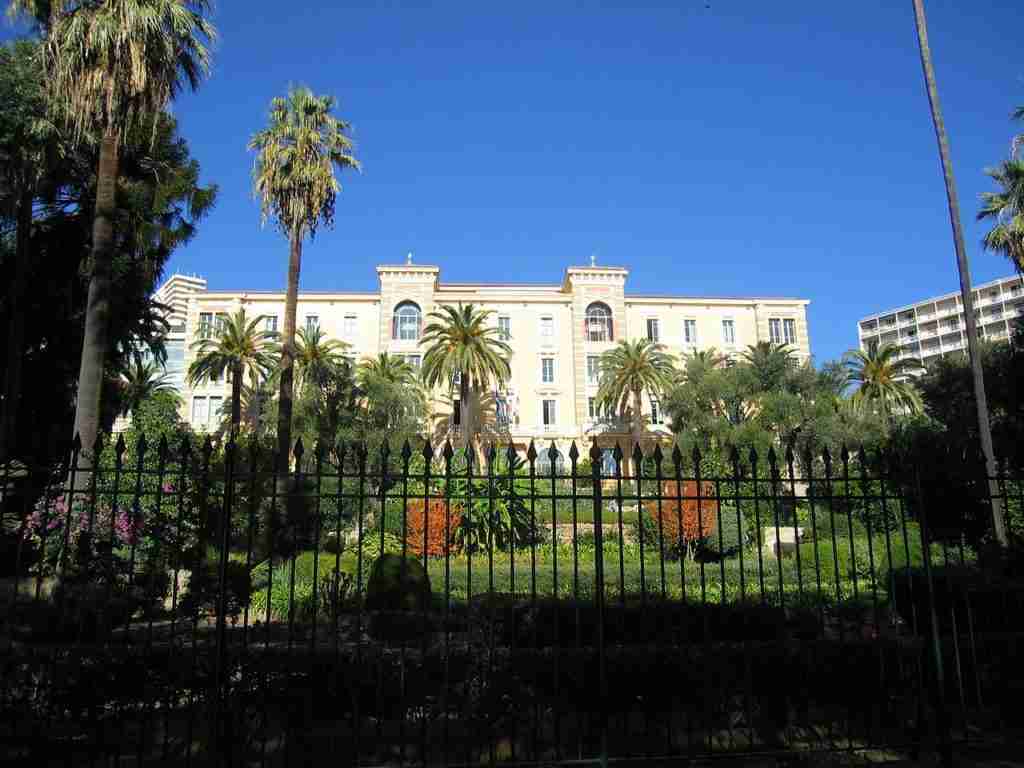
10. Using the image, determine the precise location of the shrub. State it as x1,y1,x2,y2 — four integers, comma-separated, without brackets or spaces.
449,465,537,553
365,553,431,612
405,499,463,557
249,551,352,622
798,523,924,585
797,503,868,541
641,480,718,559
890,552,1024,635
700,505,749,559
179,560,253,622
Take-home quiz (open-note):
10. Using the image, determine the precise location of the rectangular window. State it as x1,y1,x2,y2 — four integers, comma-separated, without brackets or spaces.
498,315,511,341
452,400,461,427
587,355,600,385
343,314,357,340
783,318,797,345
1011,283,1021,296
540,315,554,342
769,318,783,344
650,398,662,426
214,313,228,336
191,396,208,426
208,396,223,426
588,397,597,420
646,318,660,342
405,354,421,369
722,318,736,346
305,315,319,334
542,399,556,427
164,340,185,388
264,315,278,335
198,312,213,339
683,319,698,345
541,357,555,384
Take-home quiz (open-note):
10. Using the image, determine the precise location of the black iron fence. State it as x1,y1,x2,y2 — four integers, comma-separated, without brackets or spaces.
1,433,1023,766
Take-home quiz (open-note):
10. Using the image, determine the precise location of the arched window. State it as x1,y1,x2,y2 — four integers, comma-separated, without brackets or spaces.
585,302,614,342
392,301,422,341
536,448,565,476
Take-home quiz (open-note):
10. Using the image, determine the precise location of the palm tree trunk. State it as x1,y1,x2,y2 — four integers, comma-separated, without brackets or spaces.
230,362,243,441
276,230,302,480
459,371,475,462
632,388,643,472
0,187,33,461
72,128,118,467
912,0,1007,546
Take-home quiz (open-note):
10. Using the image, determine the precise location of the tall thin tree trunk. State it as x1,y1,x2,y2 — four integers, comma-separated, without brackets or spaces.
0,187,33,461
73,128,118,468
230,362,243,441
459,372,476,463
276,231,302,479
632,387,644,473
912,0,1007,546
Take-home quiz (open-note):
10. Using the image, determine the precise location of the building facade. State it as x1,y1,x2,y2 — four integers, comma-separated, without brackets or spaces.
154,262,811,466
857,274,1024,369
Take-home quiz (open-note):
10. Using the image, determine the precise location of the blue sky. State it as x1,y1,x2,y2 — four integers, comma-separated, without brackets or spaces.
10,1,1024,364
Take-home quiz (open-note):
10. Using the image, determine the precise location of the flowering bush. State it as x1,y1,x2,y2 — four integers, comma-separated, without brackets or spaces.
405,499,463,558
22,493,149,574
641,480,719,560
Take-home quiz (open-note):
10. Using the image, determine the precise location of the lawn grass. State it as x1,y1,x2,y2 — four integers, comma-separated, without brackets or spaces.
419,525,930,605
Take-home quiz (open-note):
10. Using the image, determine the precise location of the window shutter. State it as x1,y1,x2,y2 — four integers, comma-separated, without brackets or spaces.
609,318,614,341
391,315,396,339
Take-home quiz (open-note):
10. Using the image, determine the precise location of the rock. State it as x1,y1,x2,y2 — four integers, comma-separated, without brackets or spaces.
365,554,431,612
761,526,805,558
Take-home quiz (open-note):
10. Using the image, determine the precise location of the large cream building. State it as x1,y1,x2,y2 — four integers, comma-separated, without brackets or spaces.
154,261,811,468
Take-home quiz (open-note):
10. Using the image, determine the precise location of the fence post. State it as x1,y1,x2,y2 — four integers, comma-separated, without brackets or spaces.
914,460,953,768
213,435,238,766
588,441,609,768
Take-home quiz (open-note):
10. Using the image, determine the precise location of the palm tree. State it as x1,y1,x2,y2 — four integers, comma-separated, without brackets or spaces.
357,353,423,431
741,341,796,392
595,338,675,453
289,326,349,394
188,309,276,437
6,1,216,462
358,353,418,389
843,344,924,418
249,86,360,479
219,377,275,438
421,304,512,459
978,157,1024,274
912,0,1006,545
117,351,178,417
685,347,727,371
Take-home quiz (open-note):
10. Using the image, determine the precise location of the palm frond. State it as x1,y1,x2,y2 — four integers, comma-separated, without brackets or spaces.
249,85,361,239
20,1,216,144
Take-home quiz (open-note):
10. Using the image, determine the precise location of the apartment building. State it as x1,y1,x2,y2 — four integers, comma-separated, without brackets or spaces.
153,261,811,468
857,274,1024,368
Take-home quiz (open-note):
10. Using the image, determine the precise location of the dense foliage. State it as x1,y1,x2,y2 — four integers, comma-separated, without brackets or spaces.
663,345,888,474
0,40,216,464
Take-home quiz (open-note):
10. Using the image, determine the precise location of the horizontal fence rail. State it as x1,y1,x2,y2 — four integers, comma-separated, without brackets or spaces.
1,434,1022,766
